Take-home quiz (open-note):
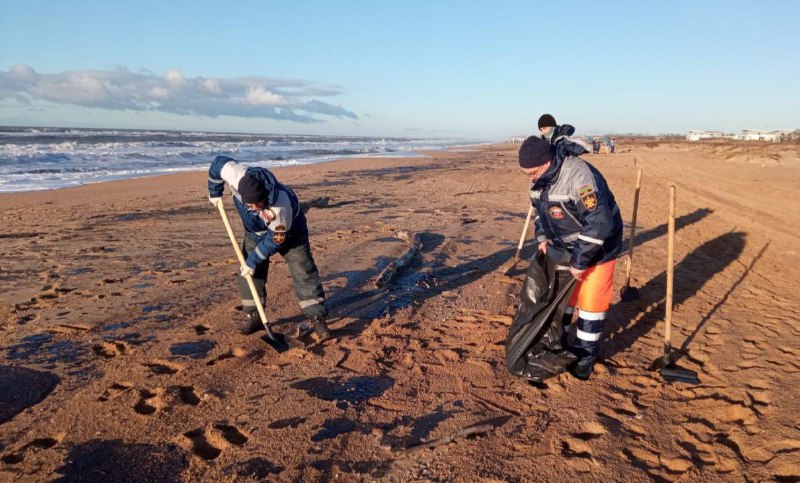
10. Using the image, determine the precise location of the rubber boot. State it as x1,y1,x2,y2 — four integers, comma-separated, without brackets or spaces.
296,320,313,339
311,316,332,342
238,311,265,335
569,315,604,380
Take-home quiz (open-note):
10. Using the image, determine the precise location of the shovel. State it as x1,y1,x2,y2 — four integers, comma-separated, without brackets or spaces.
649,185,699,384
497,205,534,275
620,168,643,301
215,199,302,352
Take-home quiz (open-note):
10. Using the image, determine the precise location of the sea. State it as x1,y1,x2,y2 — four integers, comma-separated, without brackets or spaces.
0,126,482,193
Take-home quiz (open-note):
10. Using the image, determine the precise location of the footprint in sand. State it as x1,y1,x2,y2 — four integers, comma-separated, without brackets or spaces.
744,439,800,463
98,382,133,402
134,388,164,415
174,385,202,406
214,424,250,446
93,341,129,358
206,347,246,366
182,428,224,460
560,437,596,473
571,421,606,441
0,433,65,465
143,361,183,375
182,424,248,461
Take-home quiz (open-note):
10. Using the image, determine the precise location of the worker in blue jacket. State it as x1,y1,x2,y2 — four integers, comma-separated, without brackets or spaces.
208,156,331,341
519,136,623,379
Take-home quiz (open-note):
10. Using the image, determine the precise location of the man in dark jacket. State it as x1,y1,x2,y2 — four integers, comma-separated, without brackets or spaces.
537,113,592,159
519,136,623,379
208,155,331,341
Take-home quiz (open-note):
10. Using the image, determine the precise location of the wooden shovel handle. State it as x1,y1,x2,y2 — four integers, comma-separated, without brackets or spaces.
215,200,275,339
624,169,643,286
664,185,676,362
514,205,534,259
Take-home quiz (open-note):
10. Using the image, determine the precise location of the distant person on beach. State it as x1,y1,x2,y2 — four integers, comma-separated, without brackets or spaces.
609,137,616,154
592,138,601,155
537,114,592,157
518,136,623,379
208,156,332,341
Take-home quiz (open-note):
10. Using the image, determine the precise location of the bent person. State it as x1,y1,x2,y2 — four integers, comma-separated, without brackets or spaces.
519,136,623,379
208,155,332,341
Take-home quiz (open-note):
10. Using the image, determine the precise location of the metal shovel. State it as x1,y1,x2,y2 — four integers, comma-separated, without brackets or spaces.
649,185,699,384
215,199,302,352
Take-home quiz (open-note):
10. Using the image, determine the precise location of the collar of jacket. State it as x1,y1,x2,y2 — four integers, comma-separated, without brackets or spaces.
533,154,565,190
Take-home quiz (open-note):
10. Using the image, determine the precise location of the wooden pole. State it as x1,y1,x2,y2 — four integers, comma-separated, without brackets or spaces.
664,185,676,365
624,168,643,287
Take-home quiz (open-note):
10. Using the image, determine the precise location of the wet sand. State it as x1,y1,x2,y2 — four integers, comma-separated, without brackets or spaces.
1,141,799,481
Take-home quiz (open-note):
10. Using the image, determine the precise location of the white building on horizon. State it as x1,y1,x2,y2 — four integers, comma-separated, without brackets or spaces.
687,129,795,142
736,129,793,142
686,130,735,141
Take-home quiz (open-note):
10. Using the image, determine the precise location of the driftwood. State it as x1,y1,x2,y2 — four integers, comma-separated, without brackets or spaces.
373,230,422,288
300,196,330,212
401,415,511,454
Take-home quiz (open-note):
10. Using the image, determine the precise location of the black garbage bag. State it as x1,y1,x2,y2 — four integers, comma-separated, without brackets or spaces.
506,247,577,382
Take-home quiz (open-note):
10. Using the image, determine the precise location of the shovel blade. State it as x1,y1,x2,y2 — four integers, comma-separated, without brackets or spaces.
619,285,640,302
261,332,305,353
660,365,700,385
496,257,519,276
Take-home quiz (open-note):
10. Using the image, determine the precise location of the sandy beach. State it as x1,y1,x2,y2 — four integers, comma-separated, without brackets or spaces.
1,141,799,481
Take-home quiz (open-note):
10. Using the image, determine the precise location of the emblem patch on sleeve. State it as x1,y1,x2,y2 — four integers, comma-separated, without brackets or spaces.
273,225,287,244
548,204,566,220
578,184,594,196
581,193,598,211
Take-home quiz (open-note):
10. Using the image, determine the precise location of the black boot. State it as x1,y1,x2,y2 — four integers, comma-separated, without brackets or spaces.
311,316,332,342
296,320,313,339
238,311,265,335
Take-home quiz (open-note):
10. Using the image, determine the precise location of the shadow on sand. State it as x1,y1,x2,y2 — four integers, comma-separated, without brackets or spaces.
605,231,746,362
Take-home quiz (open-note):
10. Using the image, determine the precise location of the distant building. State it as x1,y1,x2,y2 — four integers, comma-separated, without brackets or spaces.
507,136,526,144
686,130,734,141
736,129,792,142
687,129,794,142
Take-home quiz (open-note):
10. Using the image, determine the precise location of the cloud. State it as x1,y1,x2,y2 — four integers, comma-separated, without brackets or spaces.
0,65,358,123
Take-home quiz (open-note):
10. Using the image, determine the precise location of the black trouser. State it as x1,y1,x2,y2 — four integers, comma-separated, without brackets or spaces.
238,230,327,319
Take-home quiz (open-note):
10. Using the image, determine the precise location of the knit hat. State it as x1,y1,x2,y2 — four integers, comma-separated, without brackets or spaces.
519,136,555,169
238,174,268,204
537,114,557,130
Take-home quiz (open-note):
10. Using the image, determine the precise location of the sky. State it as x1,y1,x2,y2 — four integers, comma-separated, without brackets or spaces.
1,0,798,140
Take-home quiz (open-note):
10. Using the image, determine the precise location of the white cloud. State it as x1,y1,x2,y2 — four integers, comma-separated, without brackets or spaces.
244,86,286,106
199,78,222,95
165,69,187,88
0,65,358,123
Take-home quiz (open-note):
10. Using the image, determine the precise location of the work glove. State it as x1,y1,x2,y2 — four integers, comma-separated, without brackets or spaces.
209,196,223,208
241,251,260,278
240,264,255,278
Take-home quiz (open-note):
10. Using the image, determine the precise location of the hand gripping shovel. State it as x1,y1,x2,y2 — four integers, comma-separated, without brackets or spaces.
497,205,534,276
649,185,699,384
215,200,301,352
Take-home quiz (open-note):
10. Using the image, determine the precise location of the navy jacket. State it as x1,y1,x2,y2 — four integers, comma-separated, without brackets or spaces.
529,151,623,269
208,156,306,268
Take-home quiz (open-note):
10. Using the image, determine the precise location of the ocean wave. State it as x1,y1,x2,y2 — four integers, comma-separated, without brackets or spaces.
0,127,480,193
